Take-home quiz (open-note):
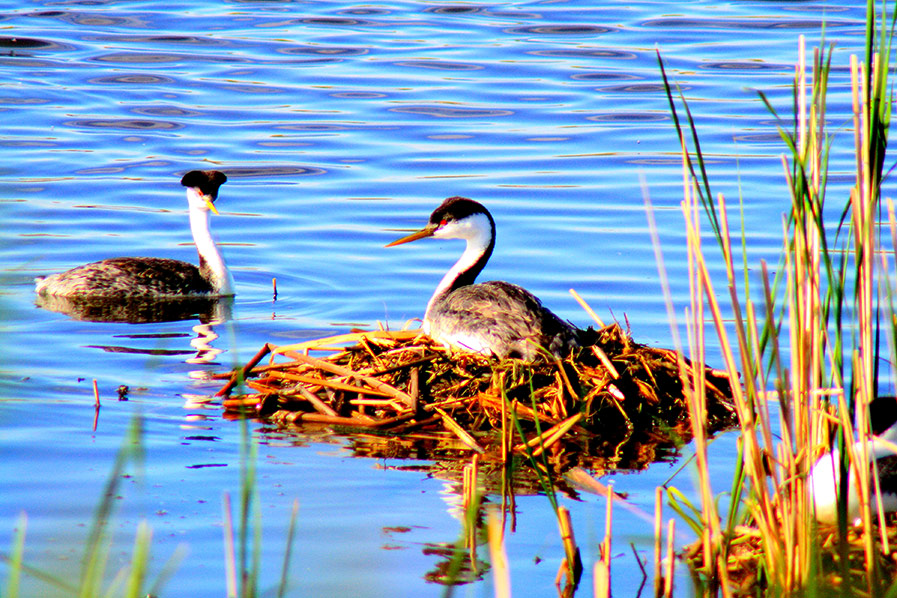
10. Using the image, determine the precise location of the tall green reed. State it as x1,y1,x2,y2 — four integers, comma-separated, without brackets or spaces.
658,0,895,593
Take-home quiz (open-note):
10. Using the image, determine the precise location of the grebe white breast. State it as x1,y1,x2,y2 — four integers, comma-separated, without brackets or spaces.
809,396,897,524
386,196,585,361
35,170,234,300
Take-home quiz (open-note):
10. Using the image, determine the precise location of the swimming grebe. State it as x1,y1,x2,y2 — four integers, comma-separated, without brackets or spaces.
386,196,583,361
35,170,234,300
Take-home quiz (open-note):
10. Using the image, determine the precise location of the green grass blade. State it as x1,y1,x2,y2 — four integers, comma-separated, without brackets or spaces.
3,512,27,598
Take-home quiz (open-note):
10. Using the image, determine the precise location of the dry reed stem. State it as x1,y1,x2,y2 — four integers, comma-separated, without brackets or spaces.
654,487,663,598
563,467,626,500
216,343,272,397
513,412,583,456
569,288,605,327
291,385,338,416
680,173,733,596
436,407,484,454
486,509,511,598
273,330,421,355
463,455,479,569
273,371,390,397
556,506,581,590
594,557,610,598
268,410,378,428
663,518,675,598
590,346,620,380
675,25,897,594
594,488,613,598
279,350,415,407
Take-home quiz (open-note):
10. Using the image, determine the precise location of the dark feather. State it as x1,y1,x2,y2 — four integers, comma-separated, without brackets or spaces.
38,257,213,299
429,280,578,360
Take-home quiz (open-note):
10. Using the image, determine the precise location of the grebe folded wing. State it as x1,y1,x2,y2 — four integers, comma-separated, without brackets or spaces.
426,280,579,359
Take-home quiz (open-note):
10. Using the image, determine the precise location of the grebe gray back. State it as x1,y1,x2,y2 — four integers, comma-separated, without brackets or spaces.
35,170,233,300
386,196,583,361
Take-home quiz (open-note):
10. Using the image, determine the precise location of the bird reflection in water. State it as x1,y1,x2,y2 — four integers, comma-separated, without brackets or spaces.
37,293,233,365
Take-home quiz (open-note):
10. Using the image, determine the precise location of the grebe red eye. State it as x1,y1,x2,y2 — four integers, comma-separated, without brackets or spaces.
439,219,447,226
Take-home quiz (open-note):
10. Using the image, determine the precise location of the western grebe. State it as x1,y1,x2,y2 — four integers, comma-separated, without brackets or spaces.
809,396,897,523
386,196,584,361
35,170,234,300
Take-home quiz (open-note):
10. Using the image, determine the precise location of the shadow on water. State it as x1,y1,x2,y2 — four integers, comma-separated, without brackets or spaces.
34,293,233,325
35,295,233,363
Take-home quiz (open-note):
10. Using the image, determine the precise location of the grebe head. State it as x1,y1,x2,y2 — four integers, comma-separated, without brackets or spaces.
386,196,494,247
181,170,227,215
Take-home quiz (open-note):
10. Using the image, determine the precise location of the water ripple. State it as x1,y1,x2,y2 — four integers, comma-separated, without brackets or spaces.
641,17,855,30
223,166,328,178
0,36,74,51
389,105,514,118
87,74,176,85
506,24,616,35
297,17,377,27
28,10,148,28
82,34,233,47
594,83,670,93
64,118,183,131
700,61,790,71
529,48,638,60
571,72,642,81
277,46,368,56
330,91,387,99
131,106,203,118
394,60,482,71
337,8,392,16
587,113,667,123
424,6,487,15
91,52,187,64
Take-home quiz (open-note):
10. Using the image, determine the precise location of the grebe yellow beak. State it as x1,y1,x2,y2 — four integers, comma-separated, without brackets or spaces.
385,225,436,247
204,197,220,215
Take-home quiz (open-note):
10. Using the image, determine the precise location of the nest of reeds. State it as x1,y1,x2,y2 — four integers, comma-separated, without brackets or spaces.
215,323,736,478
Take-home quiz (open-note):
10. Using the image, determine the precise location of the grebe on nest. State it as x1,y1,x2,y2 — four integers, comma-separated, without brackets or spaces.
35,170,234,300
387,196,587,361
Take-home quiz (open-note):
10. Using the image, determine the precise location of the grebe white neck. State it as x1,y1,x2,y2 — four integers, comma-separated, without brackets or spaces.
187,187,234,296
424,213,493,323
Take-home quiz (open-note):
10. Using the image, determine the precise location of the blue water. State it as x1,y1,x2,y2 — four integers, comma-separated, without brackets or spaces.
0,1,877,596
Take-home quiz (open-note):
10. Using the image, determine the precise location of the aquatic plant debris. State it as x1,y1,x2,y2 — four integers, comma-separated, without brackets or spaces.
215,324,736,473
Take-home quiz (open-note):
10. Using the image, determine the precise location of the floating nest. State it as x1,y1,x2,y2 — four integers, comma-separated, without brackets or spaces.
215,323,736,479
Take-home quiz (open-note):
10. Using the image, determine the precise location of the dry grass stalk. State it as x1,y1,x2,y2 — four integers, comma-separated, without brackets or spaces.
654,487,663,597
596,488,614,598
486,508,511,598
570,288,605,328
663,518,675,598
462,456,480,571
665,13,897,593
593,556,610,598
555,506,582,592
